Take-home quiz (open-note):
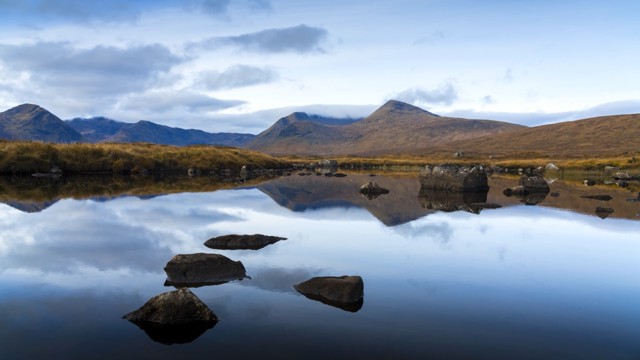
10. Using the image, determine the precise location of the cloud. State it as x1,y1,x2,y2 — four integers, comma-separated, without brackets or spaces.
0,0,145,23
413,31,445,45
196,0,271,16
441,99,640,126
0,41,183,97
394,83,458,106
117,90,245,114
190,24,329,54
198,65,278,90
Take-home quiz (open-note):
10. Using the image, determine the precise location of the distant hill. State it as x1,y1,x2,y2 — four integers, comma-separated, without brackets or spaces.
428,113,640,156
67,117,255,147
245,100,526,155
0,104,85,143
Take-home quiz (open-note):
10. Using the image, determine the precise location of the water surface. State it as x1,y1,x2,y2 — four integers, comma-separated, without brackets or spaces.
0,173,639,359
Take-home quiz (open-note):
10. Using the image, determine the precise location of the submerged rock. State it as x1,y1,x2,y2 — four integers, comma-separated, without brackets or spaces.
419,164,488,192
164,253,247,288
294,275,364,312
580,195,613,201
123,288,218,345
204,234,286,250
359,182,389,200
595,206,615,219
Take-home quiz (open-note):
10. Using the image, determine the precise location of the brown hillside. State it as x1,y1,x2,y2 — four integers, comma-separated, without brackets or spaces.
246,100,525,156
427,113,640,157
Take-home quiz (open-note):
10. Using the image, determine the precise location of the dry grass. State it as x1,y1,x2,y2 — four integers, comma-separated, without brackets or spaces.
0,141,291,174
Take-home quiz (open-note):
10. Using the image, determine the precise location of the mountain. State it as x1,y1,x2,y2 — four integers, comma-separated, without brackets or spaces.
0,104,85,143
67,117,255,147
427,113,640,156
245,100,526,155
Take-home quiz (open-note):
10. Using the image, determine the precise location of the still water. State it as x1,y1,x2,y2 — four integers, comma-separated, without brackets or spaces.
0,173,639,359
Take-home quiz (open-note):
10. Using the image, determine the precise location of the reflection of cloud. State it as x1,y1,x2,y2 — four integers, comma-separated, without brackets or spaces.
392,220,454,245
0,197,243,274
240,266,321,294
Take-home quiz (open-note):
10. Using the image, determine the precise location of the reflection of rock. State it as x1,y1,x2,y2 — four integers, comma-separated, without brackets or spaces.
164,253,247,288
418,188,489,214
502,175,550,205
595,206,615,219
359,182,389,200
580,195,613,201
204,234,286,250
294,275,364,312
419,164,488,192
123,288,218,345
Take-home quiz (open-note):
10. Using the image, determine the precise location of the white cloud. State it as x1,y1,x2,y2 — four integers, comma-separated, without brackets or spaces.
198,65,279,90
394,83,458,106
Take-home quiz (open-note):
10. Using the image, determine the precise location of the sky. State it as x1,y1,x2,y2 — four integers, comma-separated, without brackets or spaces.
0,0,638,134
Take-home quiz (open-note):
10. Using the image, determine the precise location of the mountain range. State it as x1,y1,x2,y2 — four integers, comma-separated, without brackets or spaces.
1,101,639,157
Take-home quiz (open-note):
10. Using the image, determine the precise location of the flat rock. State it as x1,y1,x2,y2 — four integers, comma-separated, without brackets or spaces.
164,253,247,288
204,234,286,250
294,275,364,312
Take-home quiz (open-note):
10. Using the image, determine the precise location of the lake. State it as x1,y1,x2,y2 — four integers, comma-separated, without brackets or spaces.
0,172,639,359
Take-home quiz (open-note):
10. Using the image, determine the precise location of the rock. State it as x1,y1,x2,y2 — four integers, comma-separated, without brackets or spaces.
584,179,596,186
240,166,249,178
595,206,615,219
604,166,619,172
617,181,629,188
50,165,62,174
613,172,631,181
359,182,389,200
294,276,364,312
324,172,334,177
204,234,286,250
580,195,613,201
319,159,338,169
123,288,217,345
518,174,550,193
419,164,488,192
333,173,347,177
546,163,560,171
453,151,464,158
164,253,247,288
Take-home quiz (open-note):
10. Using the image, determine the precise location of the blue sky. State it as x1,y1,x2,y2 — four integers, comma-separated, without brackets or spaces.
0,0,638,133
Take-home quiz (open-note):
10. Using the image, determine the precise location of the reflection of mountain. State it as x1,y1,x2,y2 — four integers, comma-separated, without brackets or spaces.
0,174,268,213
257,174,435,226
2,200,59,213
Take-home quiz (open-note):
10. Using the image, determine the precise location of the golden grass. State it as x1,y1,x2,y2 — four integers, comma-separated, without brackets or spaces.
0,141,291,174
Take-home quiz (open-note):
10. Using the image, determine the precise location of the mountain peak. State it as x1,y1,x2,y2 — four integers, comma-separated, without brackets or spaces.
378,100,439,117
5,103,46,116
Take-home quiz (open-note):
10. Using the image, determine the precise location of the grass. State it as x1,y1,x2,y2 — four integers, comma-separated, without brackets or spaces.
282,153,640,172
0,141,292,174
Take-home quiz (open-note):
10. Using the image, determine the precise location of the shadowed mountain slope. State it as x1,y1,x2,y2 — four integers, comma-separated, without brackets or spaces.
246,100,525,155
67,117,255,146
0,104,85,143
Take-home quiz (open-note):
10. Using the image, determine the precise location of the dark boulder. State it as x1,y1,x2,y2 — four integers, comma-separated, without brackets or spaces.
204,234,286,250
359,182,389,200
164,253,247,288
419,164,488,192
123,288,218,345
584,179,596,186
294,276,364,312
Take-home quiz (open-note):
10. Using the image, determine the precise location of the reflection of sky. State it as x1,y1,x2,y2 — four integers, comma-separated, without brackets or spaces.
1,188,640,358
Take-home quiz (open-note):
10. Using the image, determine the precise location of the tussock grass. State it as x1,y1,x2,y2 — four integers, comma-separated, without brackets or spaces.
0,141,291,174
